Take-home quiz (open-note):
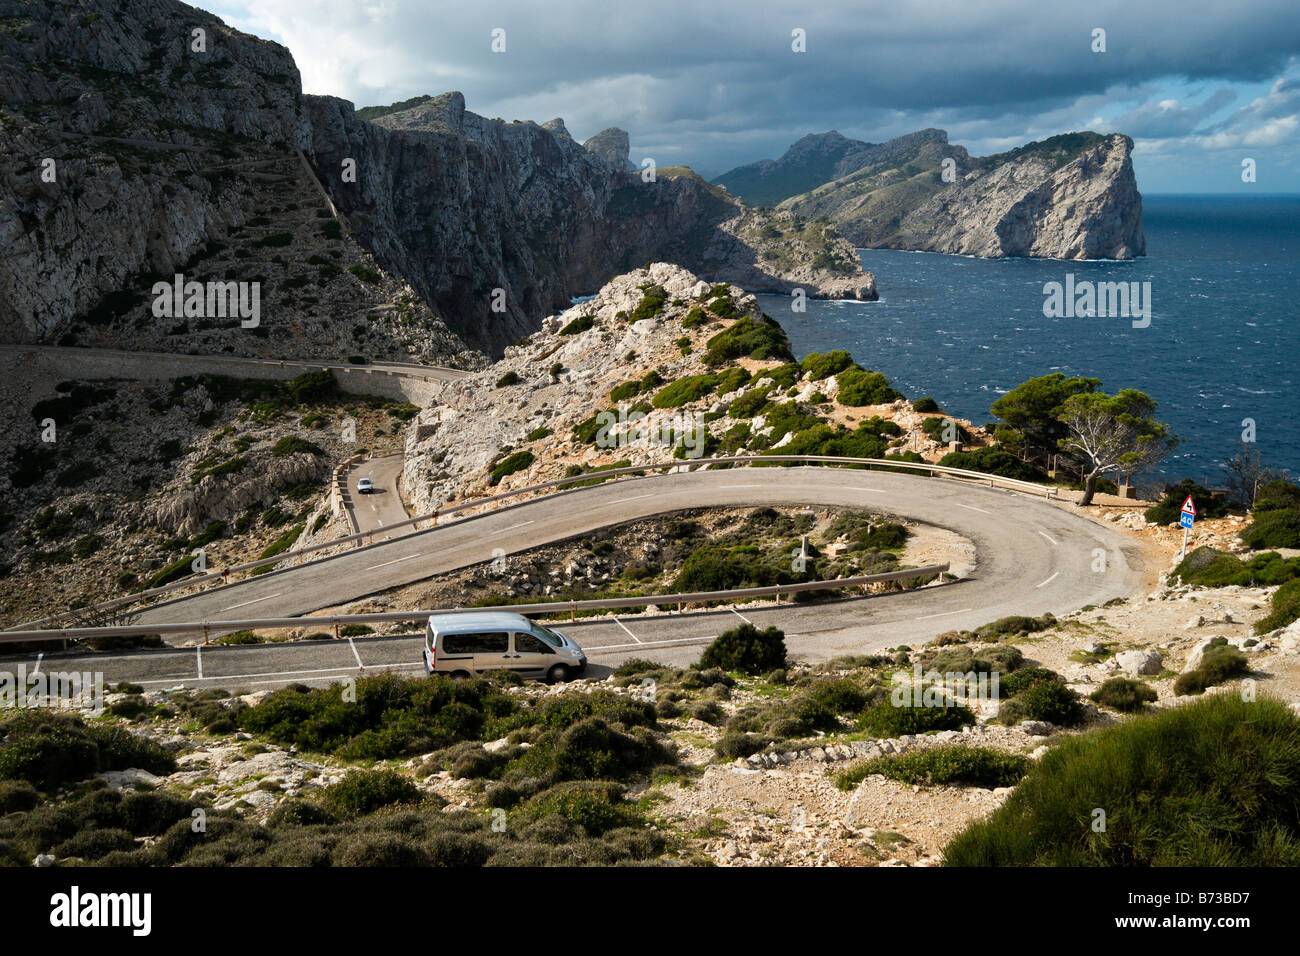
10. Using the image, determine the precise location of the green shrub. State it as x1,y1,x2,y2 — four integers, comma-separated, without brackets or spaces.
507,718,674,784
928,644,1025,676
713,732,772,759
609,380,641,402
1241,508,1300,549
489,450,535,485
630,285,668,322
728,386,772,418
800,350,854,380
856,700,976,736
755,363,801,390
974,614,1056,640
519,781,639,836
698,624,787,675
936,446,1050,484
320,769,420,816
997,677,1085,726
682,307,707,328
217,630,263,645
340,624,374,637
271,435,324,457
0,780,40,814
1172,546,1300,588
912,397,941,413
1145,481,1231,526
1257,578,1300,634
943,695,1300,865
1174,642,1250,695
652,374,719,408
835,746,1030,790
525,426,553,442
704,316,794,367
0,711,175,790
495,371,521,388
1090,677,1158,713
836,368,902,406
558,314,595,335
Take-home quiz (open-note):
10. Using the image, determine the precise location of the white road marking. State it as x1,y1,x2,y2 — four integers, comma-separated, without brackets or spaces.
1035,572,1060,589
719,484,765,489
363,553,422,571
1038,530,1059,546
955,502,991,515
608,494,655,504
847,487,885,493
612,616,642,643
731,608,753,625
492,520,535,536
196,646,203,679
222,591,284,611
913,607,973,621
348,638,364,669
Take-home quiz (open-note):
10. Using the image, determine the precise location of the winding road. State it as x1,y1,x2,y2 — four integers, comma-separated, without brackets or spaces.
4,466,1148,690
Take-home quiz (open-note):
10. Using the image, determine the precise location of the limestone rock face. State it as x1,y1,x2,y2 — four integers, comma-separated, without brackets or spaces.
309,96,878,356
583,127,632,169
888,134,1145,260
777,131,1145,261
0,0,310,341
2,0,876,355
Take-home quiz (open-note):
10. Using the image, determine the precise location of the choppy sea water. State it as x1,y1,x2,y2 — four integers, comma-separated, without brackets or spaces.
756,195,1300,483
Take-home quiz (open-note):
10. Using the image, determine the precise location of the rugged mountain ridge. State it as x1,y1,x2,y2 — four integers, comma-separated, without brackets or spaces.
1,0,875,357
716,129,1145,260
308,92,875,355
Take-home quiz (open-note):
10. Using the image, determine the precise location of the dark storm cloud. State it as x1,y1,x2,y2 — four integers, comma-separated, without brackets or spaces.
227,0,1300,179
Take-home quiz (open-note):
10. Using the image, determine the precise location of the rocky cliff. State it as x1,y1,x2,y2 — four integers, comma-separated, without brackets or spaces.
718,129,1145,260
307,93,876,355
1,0,876,358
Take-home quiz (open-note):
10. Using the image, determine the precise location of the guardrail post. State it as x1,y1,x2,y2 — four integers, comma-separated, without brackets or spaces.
334,622,340,640
202,625,212,646
569,601,576,623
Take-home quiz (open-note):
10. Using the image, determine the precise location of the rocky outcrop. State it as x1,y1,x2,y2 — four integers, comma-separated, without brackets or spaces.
877,134,1146,260
0,0,309,341
583,127,632,169
309,94,877,355
722,129,1145,260
1,0,875,355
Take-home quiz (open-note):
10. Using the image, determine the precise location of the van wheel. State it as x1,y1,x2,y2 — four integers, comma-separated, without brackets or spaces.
547,664,570,684
449,670,472,681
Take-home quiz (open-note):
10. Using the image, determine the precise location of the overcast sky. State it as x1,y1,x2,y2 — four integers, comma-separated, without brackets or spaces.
210,0,1300,193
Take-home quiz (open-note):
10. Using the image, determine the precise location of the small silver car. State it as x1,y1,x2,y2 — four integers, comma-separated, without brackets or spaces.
423,611,587,683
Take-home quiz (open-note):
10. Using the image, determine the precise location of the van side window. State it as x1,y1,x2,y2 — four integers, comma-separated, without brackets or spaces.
442,632,510,654
514,633,555,654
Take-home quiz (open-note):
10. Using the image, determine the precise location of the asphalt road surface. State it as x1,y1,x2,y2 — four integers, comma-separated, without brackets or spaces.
345,453,410,539
4,467,1148,688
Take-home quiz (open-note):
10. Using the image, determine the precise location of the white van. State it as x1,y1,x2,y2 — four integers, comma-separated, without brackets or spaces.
423,611,587,683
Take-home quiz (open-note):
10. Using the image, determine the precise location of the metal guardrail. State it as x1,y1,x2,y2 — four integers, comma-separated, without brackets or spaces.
0,564,950,644
6,453,1051,631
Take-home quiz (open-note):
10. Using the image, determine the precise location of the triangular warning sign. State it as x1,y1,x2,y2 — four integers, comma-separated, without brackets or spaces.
1181,496,1196,516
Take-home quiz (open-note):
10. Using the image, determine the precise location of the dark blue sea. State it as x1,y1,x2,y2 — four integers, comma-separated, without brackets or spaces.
756,195,1300,484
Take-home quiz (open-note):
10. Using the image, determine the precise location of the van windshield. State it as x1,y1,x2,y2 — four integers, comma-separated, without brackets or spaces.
528,623,563,648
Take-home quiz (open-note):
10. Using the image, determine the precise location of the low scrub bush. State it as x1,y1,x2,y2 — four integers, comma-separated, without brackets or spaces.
943,695,1300,865
319,769,421,816
698,624,787,674
1090,677,1158,713
856,699,975,736
1174,640,1250,696
835,746,1030,790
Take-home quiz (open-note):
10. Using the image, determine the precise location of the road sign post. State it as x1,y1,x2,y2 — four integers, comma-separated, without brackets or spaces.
1179,496,1196,561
